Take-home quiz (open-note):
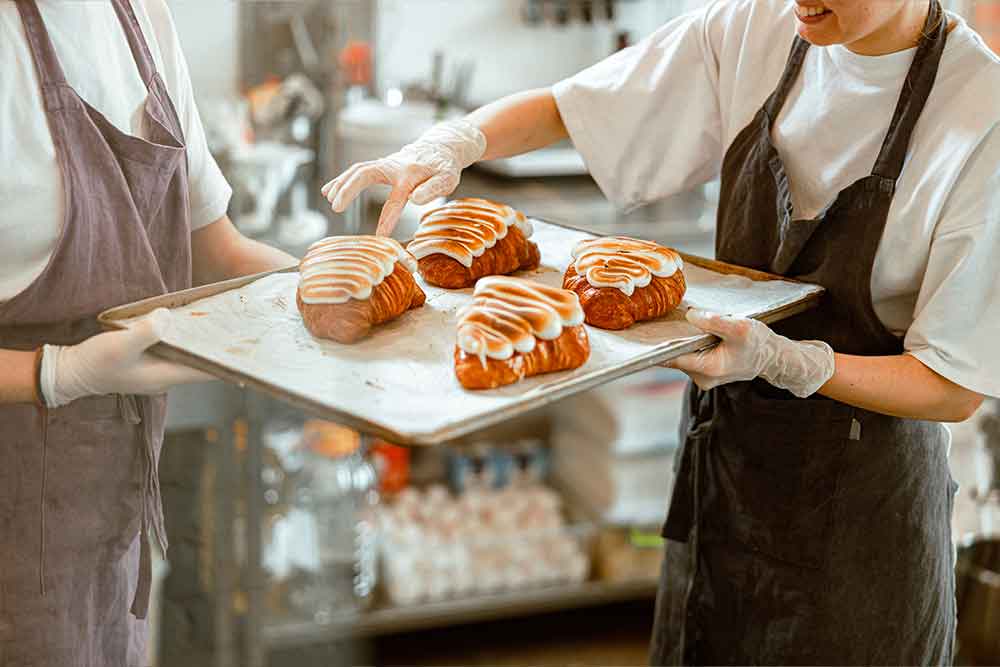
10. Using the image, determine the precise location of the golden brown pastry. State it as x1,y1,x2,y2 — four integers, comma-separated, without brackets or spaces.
454,276,590,390
407,198,541,289
563,236,686,330
297,236,425,344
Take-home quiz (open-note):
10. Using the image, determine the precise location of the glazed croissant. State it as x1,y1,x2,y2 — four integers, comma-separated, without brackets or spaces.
563,237,686,330
407,198,541,289
297,236,426,344
454,276,590,390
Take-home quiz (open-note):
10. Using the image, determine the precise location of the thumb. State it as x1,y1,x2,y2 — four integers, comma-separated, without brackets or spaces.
125,308,172,352
685,309,743,341
140,357,216,387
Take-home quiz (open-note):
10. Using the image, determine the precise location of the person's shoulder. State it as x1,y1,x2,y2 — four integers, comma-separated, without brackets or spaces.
938,17,1000,119
128,0,179,45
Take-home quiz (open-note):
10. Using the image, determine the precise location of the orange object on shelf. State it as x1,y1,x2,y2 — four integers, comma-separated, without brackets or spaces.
302,420,360,458
370,439,410,494
339,40,372,87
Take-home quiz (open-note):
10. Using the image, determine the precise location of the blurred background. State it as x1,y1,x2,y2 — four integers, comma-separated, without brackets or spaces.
155,1,1000,665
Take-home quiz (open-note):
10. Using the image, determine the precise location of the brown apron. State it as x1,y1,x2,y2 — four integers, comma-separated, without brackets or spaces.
0,1,192,665
651,2,958,664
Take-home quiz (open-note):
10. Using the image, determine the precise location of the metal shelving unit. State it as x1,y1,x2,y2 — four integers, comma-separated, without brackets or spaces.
262,578,658,650
219,389,662,663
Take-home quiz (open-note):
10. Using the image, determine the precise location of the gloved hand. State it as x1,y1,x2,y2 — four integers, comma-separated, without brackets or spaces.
41,308,214,408
321,118,487,236
665,309,835,398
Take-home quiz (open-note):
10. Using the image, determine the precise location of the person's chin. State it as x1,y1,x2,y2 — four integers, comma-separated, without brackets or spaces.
796,23,842,46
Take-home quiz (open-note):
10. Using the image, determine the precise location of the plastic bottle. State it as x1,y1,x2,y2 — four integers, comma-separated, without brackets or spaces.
296,421,379,621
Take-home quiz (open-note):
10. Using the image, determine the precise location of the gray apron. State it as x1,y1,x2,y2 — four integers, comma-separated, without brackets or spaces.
651,2,958,664
0,1,192,664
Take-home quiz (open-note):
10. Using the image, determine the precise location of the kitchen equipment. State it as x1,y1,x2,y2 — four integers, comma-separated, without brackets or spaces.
275,181,328,248
98,219,823,446
229,142,314,236
975,404,1000,535
956,536,1000,665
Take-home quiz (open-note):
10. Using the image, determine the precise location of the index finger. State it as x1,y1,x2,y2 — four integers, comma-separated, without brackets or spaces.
375,186,412,236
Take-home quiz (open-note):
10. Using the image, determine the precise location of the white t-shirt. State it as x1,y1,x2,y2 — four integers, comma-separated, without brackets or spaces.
0,0,231,301
553,0,1000,398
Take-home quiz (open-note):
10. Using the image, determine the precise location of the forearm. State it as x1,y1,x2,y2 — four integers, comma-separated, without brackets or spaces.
818,352,983,422
466,88,569,161
210,236,297,282
0,349,37,404
191,216,297,286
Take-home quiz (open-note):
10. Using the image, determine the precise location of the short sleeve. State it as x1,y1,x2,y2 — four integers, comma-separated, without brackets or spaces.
904,124,1000,398
552,0,739,211
141,0,232,230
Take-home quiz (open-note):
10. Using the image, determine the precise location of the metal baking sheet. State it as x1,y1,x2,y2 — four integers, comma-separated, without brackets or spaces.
99,220,823,445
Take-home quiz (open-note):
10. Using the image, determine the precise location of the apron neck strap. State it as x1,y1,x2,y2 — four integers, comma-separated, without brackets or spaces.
764,0,948,183
871,0,949,180
109,0,160,90
763,37,811,125
14,0,69,108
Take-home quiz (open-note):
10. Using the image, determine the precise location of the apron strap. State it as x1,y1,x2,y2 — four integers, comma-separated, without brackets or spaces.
13,0,69,112
122,395,168,620
871,0,949,180
762,36,811,125
109,0,160,90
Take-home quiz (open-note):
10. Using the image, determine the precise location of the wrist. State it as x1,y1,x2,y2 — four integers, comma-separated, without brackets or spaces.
418,118,487,168
41,344,85,408
32,347,45,407
760,337,835,398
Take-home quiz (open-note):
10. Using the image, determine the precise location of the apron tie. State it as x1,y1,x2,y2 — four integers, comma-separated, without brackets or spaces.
120,395,168,619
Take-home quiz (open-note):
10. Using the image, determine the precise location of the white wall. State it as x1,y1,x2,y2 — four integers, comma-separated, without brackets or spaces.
376,0,702,107
160,0,976,108
166,0,240,101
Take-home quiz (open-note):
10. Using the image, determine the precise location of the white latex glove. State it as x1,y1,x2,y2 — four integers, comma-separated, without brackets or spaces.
321,118,487,236
665,309,835,398
41,308,214,408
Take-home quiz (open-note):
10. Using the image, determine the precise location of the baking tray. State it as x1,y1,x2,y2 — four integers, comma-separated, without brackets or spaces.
99,219,823,445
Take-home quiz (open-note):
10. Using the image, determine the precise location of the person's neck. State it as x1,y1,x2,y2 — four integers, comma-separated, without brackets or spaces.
845,1,930,56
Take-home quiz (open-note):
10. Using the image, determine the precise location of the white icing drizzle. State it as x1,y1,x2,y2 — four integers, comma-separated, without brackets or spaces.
299,235,417,305
457,276,584,363
408,198,533,267
571,236,683,297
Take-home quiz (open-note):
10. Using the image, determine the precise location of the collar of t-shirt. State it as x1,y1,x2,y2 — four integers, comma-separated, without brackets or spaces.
827,42,917,82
